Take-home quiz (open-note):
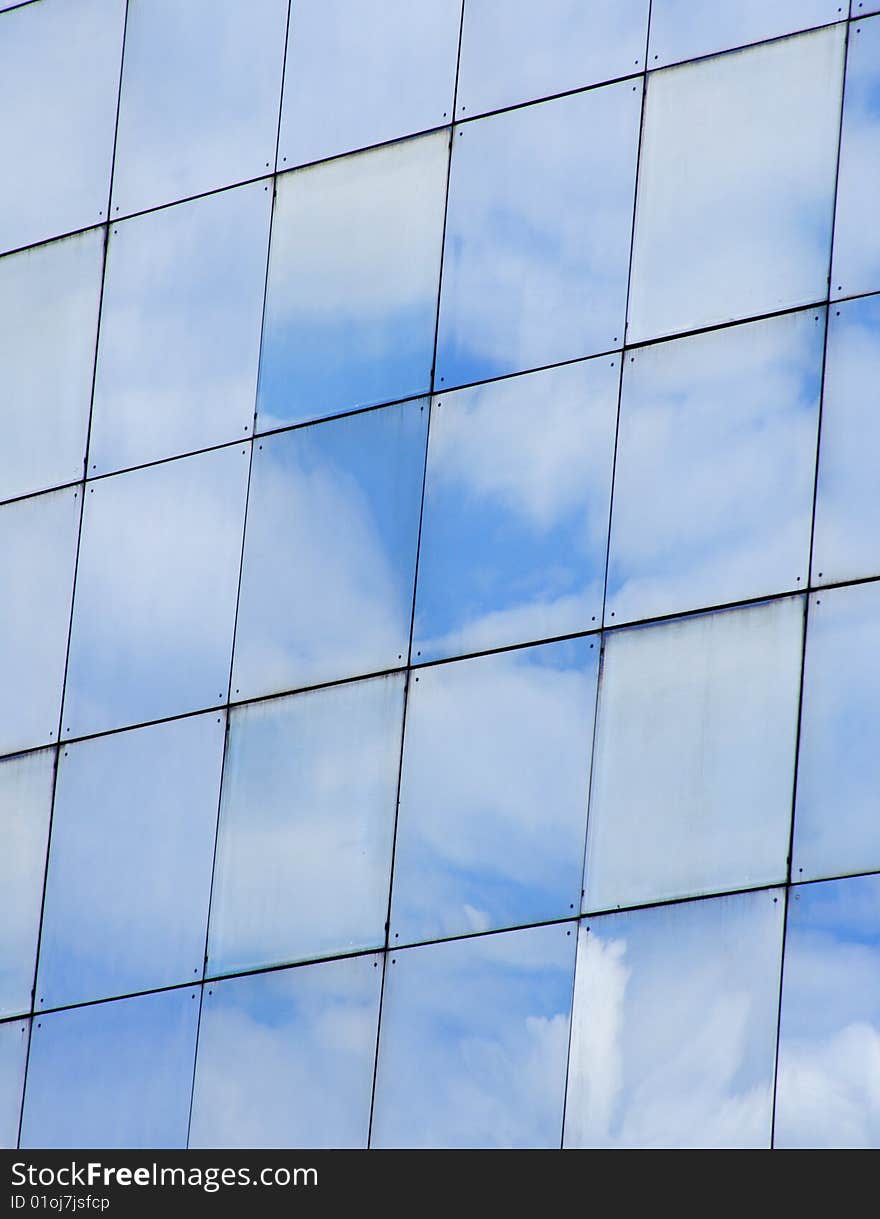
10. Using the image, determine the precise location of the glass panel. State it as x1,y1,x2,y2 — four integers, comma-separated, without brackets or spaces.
776,874,880,1148
628,28,845,343
208,676,403,976
584,599,803,913
391,640,596,945
413,358,618,661
63,446,249,738
0,229,102,502
89,182,272,475
233,402,426,699
456,0,649,117
190,955,382,1149
436,82,642,387
372,922,576,1148
0,488,80,756
0,750,53,1019
20,988,199,1150
648,0,844,69
110,0,288,217
565,890,784,1148
0,1020,27,1150
0,0,124,254
256,134,447,431
853,0,880,15
606,310,822,625
278,0,460,167
793,584,880,883
37,714,225,1010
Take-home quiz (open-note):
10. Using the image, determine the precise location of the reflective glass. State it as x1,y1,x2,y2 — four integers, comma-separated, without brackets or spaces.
0,0,124,253
89,183,271,475
372,923,576,1148
190,955,382,1149
0,751,53,1018
208,676,403,976
233,402,426,699
456,0,649,117
628,28,845,343
584,599,803,913
0,488,80,756
793,584,880,883
0,229,102,502
606,310,822,624
111,0,288,218
63,446,249,738
257,134,447,430
812,295,880,584
648,0,844,69
852,0,880,15
776,875,880,1148
0,1020,27,1149
37,714,225,1010
831,16,880,298
436,82,642,387
413,358,618,661
278,0,460,167
20,988,199,1150
565,890,784,1148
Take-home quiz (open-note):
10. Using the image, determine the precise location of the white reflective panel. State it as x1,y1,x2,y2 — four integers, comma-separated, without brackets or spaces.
372,923,576,1148
233,403,426,699
37,714,225,1010
392,641,596,945
0,0,124,254
190,955,382,1149
0,1020,27,1150
257,135,447,431
585,600,803,913
812,296,880,584
648,0,844,69
414,358,618,662
89,183,272,475
0,230,102,502
437,83,641,388
63,446,249,738
279,0,460,167
606,311,822,624
456,0,649,117
0,489,80,756
111,0,287,218
776,875,880,1148
794,584,880,883
20,988,199,1150
209,676,403,976
0,751,53,1019
628,28,845,343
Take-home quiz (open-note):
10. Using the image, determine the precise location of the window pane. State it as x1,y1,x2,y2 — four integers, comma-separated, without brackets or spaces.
648,0,843,68
233,403,426,699
63,446,249,738
279,0,460,167
456,0,649,117
190,955,382,1149
414,358,618,661
37,714,225,1010
372,923,576,1148
0,229,102,502
208,676,403,976
391,640,597,945
111,0,287,217
0,1020,28,1150
0,0,124,253
853,1,880,16
584,599,803,912
437,82,642,387
0,751,53,1018
565,891,784,1148
257,134,447,431
89,182,271,475
606,310,822,624
20,988,199,1150
0,489,80,756
628,28,845,343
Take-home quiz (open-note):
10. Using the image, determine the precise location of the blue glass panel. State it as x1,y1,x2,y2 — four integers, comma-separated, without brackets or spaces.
649,0,844,69
0,1020,28,1150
